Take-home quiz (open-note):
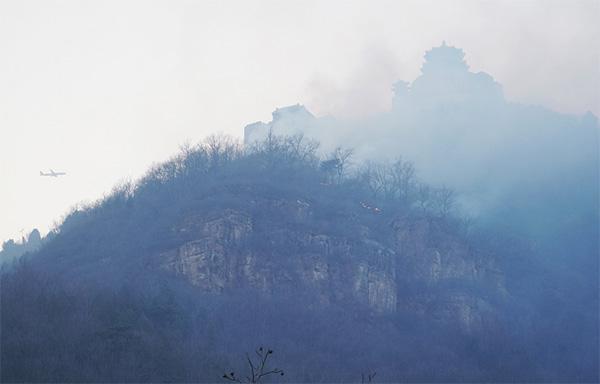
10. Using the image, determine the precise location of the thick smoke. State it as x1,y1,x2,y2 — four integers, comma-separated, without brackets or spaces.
244,42,599,236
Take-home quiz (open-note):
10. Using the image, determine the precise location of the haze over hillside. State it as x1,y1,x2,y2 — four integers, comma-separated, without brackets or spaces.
1,44,598,382
1,0,598,244
1,2,598,382
245,42,598,253
2,129,597,382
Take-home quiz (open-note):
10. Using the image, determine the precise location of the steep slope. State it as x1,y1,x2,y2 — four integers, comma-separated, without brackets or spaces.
157,197,503,331
1,134,596,382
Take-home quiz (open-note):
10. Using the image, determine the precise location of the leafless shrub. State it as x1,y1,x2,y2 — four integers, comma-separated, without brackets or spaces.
222,346,284,383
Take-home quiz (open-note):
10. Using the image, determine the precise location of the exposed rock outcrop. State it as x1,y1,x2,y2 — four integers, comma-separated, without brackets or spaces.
160,201,504,331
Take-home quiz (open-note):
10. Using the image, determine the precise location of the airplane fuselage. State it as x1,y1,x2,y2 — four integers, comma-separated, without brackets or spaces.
40,169,66,177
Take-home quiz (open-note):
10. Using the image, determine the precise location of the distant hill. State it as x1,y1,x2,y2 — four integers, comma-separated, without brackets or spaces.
2,43,598,382
1,132,597,382
0,228,42,264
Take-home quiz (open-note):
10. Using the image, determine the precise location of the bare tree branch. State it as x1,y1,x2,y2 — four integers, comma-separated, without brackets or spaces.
222,346,284,383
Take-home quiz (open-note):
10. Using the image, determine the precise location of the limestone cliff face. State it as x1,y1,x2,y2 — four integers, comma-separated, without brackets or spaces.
160,200,503,331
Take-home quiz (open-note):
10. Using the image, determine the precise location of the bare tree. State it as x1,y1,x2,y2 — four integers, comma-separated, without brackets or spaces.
222,347,284,383
358,158,416,204
416,183,432,213
361,370,376,383
320,147,353,183
204,134,241,170
286,134,320,165
332,147,354,181
249,131,320,171
390,158,416,203
433,186,455,218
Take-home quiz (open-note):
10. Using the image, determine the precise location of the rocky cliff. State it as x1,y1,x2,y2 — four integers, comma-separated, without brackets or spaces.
159,197,503,332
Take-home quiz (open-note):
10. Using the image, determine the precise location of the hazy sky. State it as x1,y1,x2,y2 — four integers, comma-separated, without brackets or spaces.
1,0,598,243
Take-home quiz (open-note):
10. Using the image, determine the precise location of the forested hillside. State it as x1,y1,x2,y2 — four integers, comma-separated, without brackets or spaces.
1,134,597,382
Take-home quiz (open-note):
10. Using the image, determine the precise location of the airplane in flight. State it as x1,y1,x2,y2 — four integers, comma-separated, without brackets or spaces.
40,169,66,177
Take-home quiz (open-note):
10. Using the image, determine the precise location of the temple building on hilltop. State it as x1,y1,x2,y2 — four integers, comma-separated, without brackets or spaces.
393,41,504,111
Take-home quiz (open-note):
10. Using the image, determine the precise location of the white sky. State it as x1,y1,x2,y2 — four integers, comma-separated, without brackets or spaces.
1,0,598,243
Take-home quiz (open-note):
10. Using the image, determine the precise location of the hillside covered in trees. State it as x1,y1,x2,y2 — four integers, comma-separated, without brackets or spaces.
1,133,597,382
